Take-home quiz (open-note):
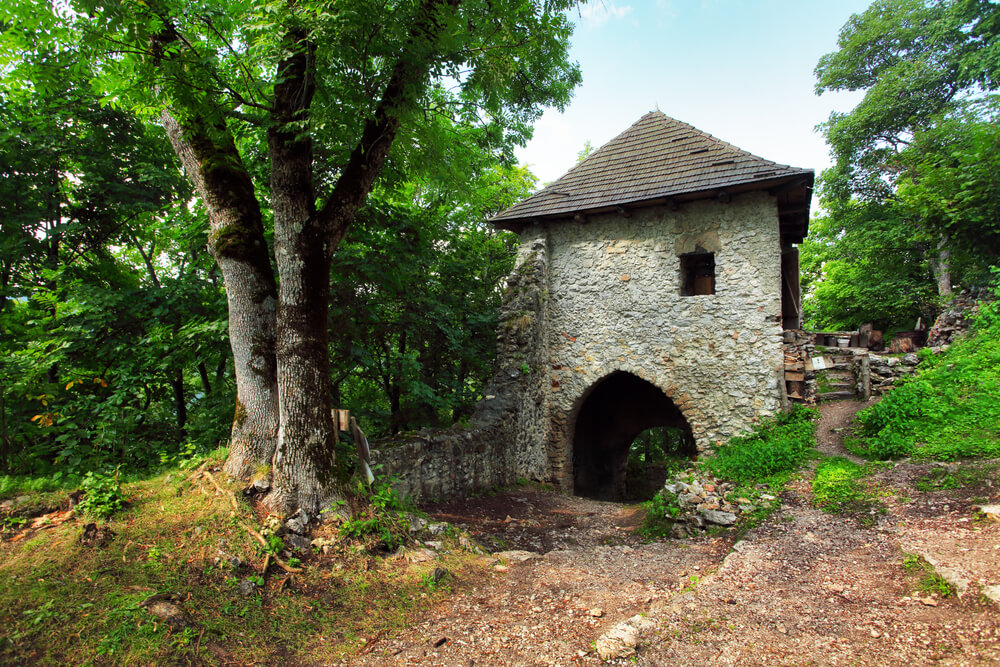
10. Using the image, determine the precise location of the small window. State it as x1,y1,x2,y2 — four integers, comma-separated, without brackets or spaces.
679,252,715,296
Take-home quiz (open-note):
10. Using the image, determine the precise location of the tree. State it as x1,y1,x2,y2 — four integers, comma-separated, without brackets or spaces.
329,165,533,436
816,0,1000,202
24,0,580,514
0,40,231,475
800,201,938,331
814,0,1000,301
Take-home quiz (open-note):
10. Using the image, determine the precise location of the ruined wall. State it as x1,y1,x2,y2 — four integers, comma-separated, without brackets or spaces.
543,192,786,486
372,191,788,501
369,235,552,501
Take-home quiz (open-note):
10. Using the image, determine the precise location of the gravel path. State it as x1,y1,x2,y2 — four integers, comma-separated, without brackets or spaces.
346,402,1000,666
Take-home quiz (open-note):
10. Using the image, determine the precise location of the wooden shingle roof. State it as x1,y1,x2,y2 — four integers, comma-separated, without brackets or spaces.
491,111,813,241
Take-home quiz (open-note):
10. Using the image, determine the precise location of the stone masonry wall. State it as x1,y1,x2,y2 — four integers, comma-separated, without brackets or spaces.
369,236,552,501
544,192,786,486
372,191,788,501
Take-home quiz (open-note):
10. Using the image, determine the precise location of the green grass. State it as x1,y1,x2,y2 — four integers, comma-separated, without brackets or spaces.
902,553,955,598
852,291,1000,461
0,455,486,665
811,457,884,521
702,405,819,486
915,462,1000,492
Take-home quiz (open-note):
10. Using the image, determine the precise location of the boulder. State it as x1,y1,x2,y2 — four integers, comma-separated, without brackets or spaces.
284,509,310,535
595,614,656,661
701,509,737,526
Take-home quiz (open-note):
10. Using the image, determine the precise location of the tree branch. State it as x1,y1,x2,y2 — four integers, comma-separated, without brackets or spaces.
317,0,461,251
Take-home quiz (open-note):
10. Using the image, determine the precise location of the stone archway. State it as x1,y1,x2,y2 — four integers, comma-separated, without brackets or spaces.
571,371,695,501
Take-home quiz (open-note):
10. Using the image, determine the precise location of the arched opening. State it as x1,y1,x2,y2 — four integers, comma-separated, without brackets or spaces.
572,371,695,501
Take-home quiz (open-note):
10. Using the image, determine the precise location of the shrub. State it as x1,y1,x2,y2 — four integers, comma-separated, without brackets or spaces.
76,470,126,519
703,406,819,485
338,480,414,552
853,284,1000,461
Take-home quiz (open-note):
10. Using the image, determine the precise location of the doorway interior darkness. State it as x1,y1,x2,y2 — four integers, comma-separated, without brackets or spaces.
572,371,696,501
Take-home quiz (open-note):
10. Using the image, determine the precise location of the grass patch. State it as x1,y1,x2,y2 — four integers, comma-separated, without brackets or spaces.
0,474,77,499
811,457,885,521
0,457,485,665
915,462,1000,492
902,552,955,598
702,405,819,485
853,289,1000,461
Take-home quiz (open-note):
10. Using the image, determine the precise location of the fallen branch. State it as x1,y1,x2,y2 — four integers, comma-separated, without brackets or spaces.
202,470,240,512
240,522,303,573
184,461,208,484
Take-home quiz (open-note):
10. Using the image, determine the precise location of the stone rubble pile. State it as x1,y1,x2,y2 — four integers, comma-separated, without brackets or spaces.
660,469,777,538
868,352,920,393
926,289,989,348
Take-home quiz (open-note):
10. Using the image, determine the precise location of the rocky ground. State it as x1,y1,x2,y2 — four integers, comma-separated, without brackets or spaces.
347,400,1000,666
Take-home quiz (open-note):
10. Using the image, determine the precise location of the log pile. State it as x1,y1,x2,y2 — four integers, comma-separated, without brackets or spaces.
782,329,816,404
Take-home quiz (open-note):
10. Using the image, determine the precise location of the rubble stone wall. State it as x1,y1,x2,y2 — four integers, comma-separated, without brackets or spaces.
544,192,786,485
372,192,790,501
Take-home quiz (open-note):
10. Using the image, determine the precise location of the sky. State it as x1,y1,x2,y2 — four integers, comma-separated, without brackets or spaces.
515,0,875,189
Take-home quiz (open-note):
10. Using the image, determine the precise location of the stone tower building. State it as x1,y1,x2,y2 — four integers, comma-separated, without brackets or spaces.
488,111,813,498
373,111,812,502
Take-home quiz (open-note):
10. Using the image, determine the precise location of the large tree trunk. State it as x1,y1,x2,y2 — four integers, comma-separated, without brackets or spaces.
266,34,344,514
151,0,459,515
160,112,279,481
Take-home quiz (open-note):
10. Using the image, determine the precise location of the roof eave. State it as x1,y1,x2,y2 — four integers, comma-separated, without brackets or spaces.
492,172,814,241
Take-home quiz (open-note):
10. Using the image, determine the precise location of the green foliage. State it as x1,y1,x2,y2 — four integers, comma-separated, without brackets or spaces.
816,0,1000,203
0,474,72,499
76,470,126,519
801,203,939,330
638,489,681,539
263,533,285,557
812,0,1000,311
329,170,528,436
853,286,1000,460
0,0,579,481
0,27,233,478
338,481,414,552
811,458,883,518
897,104,1000,270
703,406,819,485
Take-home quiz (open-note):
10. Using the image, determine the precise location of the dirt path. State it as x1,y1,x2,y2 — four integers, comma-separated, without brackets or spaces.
348,402,1000,666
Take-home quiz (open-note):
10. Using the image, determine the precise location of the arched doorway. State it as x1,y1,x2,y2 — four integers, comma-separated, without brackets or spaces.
572,371,695,501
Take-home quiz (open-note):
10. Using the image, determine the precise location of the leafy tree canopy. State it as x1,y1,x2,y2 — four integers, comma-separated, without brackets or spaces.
806,0,1000,329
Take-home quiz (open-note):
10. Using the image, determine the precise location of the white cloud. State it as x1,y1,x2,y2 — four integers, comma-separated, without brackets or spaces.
579,2,634,28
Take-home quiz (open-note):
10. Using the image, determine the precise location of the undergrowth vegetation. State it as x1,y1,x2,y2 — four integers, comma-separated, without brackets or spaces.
703,406,819,485
640,406,820,538
811,458,885,522
852,284,1000,461
0,453,486,665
